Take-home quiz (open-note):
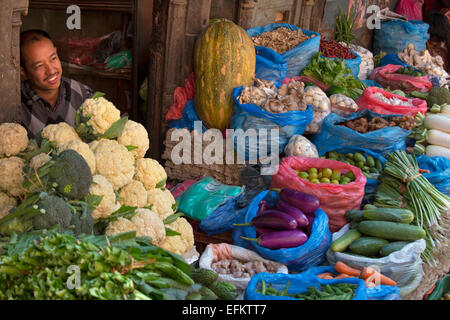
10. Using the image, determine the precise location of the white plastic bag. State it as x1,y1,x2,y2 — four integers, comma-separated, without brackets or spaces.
326,224,426,298
303,86,331,134
199,243,289,293
284,135,318,157
340,43,374,80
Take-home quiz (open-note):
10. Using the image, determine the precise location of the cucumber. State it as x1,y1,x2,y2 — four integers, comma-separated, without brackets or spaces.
348,237,389,257
349,221,360,230
379,241,411,257
345,209,365,223
191,268,218,286
357,221,426,241
363,207,415,224
331,229,362,252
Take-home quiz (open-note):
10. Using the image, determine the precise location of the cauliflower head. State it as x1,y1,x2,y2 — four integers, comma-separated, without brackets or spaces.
105,208,166,245
134,158,167,191
0,123,29,157
59,140,96,174
159,217,194,255
29,153,52,170
0,191,17,208
118,180,148,208
117,120,150,159
146,188,176,220
80,96,121,135
89,174,120,220
90,139,135,190
0,157,25,197
41,122,81,148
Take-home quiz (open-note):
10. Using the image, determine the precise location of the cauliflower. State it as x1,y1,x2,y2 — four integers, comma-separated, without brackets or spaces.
118,180,148,208
0,157,25,197
117,120,150,159
41,122,81,148
0,123,29,157
134,158,167,191
146,188,176,220
0,191,17,207
80,96,121,135
159,217,194,255
105,208,166,245
29,153,52,170
58,140,96,174
89,174,120,220
89,139,135,190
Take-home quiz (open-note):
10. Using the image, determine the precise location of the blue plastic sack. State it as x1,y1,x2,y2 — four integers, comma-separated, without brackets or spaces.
255,47,288,82
231,85,314,161
169,99,206,132
417,155,450,197
199,193,249,236
303,266,401,300
232,190,331,271
379,53,411,68
312,109,412,156
177,176,243,221
323,50,362,78
318,147,386,196
247,23,320,77
362,79,383,88
244,272,368,300
373,20,430,55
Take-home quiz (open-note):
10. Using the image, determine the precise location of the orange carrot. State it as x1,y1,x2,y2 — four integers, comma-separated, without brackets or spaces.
360,267,397,286
334,261,361,277
317,272,335,279
334,273,355,279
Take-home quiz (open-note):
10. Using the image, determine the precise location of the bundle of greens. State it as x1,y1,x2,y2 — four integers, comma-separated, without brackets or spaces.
0,228,234,300
375,151,450,264
334,9,357,46
301,52,365,100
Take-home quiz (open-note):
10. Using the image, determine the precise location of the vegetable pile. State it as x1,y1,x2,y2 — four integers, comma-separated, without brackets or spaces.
320,38,356,60
338,115,416,133
322,151,383,180
211,258,279,278
251,27,313,54
295,167,356,185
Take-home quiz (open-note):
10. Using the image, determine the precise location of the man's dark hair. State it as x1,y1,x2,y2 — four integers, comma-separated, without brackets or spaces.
423,11,449,44
20,29,52,69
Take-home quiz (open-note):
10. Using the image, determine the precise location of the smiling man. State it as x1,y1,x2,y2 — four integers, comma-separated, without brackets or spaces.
20,29,94,137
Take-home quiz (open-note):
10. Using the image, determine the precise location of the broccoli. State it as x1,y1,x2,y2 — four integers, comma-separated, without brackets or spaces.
68,203,95,235
32,194,73,231
426,87,450,107
24,149,93,200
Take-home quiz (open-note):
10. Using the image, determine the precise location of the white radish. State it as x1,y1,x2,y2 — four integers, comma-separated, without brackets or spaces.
441,105,450,116
424,114,450,134
427,129,450,149
426,145,450,160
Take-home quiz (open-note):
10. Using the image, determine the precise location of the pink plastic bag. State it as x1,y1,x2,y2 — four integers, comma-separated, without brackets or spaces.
395,0,424,21
356,87,427,117
170,178,200,199
165,72,196,121
271,156,366,232
369,64,432,93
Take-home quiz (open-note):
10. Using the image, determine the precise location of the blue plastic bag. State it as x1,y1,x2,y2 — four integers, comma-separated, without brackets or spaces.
379,53,411,68
303,266,401,300
312,109,412,156
231,85,314,161
417,155,450,197
244,272,368,300
362,79,383,88
177,176,243,221
247,23,320,77
199,193,249,236
232,190,331,271
169,99,207,132
255,47,288,82
323,50,362,78
373,20,430,55
318,147,386,196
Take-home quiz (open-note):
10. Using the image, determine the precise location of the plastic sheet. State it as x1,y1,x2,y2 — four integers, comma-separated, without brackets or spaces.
255,47,288,82
373,20,430,55
417,155,450,197
232,190,331,271
247,23,321,77
311,109,412,156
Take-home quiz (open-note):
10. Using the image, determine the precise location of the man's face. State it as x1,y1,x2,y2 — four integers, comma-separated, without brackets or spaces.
21,37,63,92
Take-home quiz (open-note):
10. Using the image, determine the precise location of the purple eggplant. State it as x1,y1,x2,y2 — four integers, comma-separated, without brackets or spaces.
305,213,315,236
241,229,308,249
276,200,309,228
272,188,320,214
256,200,269,216
255,226,279,236
234,210,298,230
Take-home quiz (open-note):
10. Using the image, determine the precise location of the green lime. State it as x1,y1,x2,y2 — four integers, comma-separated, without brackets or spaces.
310,178,320,184
345,171,355,180
362,166,371,172
366,156,375,167
308,168,318,175
347,159,356,166
331,171,341,181
331,179,340,184
320,177,331,184
354,152,366,163
322,168,332,178
298,171,309,179
328,151,339,159
309,172,318,180
346,153,354,160
320,156,327,159
356,161,365,169
340,176,351,184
